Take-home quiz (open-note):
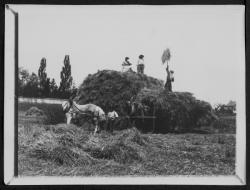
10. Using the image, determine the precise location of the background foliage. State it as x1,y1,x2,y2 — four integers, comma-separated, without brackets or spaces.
18,55,77,99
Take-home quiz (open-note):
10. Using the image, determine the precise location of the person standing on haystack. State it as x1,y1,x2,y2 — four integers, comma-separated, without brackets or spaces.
165,64,174,92
122,57,132,72
137,54,145,74
162,48,174,92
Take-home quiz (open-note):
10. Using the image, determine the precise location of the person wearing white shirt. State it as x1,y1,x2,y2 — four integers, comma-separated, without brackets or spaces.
137,54,145,74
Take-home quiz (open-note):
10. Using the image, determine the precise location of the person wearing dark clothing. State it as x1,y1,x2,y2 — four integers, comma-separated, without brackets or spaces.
137,55,145,74
165,65,172,92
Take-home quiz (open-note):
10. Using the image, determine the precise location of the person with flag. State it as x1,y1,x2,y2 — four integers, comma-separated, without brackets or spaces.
161,48,174,92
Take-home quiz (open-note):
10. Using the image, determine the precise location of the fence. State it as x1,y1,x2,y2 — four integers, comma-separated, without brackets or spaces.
18,97,67,105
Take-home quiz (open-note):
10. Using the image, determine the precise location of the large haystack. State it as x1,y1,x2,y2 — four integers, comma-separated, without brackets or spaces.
75,69,216,133
75,70,164,115
134,88,217,133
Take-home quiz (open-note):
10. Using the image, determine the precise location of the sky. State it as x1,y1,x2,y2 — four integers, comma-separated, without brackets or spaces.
5,5,245,105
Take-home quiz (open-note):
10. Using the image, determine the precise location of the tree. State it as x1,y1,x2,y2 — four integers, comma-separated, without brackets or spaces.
38,58,48,97
50,78,58,97
23,72,39,97
18,67,30,96
19,67,29,85
44,77,51,97
71,82,78,98
59,55,73,98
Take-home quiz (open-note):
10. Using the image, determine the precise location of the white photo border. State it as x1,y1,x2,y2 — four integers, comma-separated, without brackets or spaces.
4,4,246,185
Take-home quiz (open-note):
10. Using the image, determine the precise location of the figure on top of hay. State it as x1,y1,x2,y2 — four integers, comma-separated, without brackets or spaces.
122,57,133,72
137,54,145,74
162,48,174,92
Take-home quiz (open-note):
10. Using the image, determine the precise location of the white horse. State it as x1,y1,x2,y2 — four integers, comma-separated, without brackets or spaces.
62,99,106,134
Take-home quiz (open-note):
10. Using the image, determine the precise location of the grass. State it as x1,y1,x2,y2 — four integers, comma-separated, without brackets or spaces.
18,102,236,176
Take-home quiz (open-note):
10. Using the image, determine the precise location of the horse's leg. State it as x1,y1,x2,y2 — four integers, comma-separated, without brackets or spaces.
93,118,99,135
94,125,98,135
66,113,72,124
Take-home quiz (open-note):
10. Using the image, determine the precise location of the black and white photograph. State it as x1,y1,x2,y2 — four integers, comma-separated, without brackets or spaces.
4,4,246,185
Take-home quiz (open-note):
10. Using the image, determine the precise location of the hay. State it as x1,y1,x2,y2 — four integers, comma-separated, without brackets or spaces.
75,70,163,115
25,123,96,167
76,69,216,133
25,106,45,116
50,146,79,166
85,128,148,164
19,121,236,176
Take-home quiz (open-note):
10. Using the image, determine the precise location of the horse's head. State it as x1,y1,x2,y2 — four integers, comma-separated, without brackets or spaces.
62,99,74,113
107,111,119,119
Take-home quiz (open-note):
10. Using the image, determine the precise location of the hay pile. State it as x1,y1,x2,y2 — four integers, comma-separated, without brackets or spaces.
75,70,164,115
19,123,235,176
134,88,217,133
84,128,149,164
75,69,217,133
25,106,45,116
22,124,95,167
19,124,150,169
21,103,65,125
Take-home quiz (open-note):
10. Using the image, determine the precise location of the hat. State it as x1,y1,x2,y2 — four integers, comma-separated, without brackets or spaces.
139,54,144,59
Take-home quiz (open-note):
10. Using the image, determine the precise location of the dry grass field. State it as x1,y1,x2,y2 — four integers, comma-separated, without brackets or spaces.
18,102,236,176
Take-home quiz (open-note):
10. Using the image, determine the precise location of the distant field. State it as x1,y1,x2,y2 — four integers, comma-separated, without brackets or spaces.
18,102,236,176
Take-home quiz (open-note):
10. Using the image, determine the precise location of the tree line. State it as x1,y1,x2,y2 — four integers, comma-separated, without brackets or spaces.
18,55,77,99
